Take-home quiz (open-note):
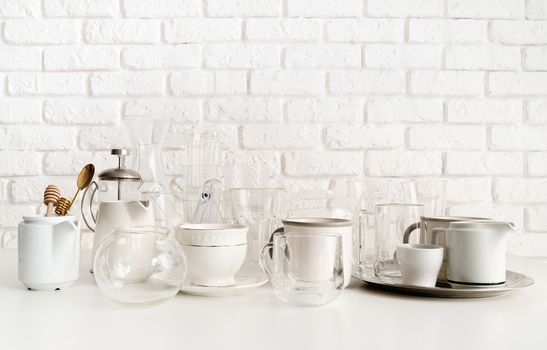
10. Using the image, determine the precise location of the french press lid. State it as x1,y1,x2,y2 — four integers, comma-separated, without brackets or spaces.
98,149,142,182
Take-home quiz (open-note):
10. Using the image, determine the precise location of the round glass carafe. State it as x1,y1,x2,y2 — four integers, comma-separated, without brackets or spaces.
93,226,186,306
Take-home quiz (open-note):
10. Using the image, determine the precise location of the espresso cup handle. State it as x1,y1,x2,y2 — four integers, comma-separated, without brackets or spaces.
403,221,420,243
259,242,274,279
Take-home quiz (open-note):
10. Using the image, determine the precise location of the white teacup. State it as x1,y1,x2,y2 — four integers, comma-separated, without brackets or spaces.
176,224,248,287
396,244,444,287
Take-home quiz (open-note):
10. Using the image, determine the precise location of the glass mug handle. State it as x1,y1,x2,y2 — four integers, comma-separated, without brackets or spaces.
355,209,375,268
402,221,420,243
259,242,274,279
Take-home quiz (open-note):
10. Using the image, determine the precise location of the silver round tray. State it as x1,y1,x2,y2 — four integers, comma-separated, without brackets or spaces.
356,270,534,298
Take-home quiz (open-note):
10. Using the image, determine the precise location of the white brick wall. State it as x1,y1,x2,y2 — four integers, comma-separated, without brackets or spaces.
0,0,546,256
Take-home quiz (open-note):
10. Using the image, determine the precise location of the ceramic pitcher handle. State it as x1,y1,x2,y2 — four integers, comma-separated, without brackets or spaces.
403,221,420,243
259,242,274,279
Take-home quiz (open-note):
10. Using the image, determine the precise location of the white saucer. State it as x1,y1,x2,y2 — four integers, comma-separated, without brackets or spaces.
179,275,268,297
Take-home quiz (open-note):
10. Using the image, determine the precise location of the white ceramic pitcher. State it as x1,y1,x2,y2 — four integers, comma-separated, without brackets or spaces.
18,215,81,290
432,220,516,287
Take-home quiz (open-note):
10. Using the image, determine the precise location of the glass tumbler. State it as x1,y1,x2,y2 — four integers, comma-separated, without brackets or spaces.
413,178,448,217
223,162,276,189
260,231,344,307
349,179,417,272
374,204,423,280
93,226,186,306
229,188,284,276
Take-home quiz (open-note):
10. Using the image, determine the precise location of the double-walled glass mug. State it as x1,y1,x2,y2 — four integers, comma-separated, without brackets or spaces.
260,231,344,307
374,204,423,280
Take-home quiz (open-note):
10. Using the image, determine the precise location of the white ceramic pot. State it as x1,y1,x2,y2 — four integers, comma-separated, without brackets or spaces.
277,218,353,287
18,215,80,291
176,224,248,287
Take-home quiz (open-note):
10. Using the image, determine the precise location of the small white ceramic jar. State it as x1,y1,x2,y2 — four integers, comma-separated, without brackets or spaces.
18,215,81,291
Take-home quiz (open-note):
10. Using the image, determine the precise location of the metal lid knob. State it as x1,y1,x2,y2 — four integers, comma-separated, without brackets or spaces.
111,148,129,156
98,148,141,181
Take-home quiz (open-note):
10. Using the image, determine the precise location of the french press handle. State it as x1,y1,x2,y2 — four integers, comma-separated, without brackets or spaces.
81,181,99,232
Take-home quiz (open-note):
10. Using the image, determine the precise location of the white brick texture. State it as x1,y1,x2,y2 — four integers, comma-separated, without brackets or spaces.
245,19,321,42
446,0,523,19
44,0,118,17
0,0,545,255
490,20,547,44
0,0,40,18
5,20,80,44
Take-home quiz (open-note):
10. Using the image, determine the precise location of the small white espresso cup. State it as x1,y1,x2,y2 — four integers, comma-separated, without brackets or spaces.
396,244,444,287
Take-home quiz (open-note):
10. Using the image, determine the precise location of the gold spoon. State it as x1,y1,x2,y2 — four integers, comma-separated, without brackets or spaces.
65,164,95,215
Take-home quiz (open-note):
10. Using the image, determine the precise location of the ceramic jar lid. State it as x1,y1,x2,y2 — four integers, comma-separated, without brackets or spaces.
176,224,248,247
282,217,352,227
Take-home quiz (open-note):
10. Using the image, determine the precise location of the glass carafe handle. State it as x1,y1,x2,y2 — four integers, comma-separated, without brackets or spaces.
81,181,98,232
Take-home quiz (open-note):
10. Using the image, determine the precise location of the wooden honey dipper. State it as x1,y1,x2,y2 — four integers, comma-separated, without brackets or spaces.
55,197,71,216
43,185,61,217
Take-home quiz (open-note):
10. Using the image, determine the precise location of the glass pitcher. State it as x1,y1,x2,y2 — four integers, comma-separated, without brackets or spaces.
123,115,182,228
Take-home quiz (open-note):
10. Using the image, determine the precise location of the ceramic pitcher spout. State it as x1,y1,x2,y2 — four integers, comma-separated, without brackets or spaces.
137,200,151,209
491,221,517,235
53,220,79,256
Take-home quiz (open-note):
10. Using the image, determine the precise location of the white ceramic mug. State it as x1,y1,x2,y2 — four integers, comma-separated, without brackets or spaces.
176,224,248,287
18,215,81,291
274,218,352,287
396,243,444,287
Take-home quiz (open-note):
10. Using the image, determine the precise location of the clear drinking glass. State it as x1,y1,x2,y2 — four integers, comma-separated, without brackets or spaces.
374,204,423,280
181,164,223,192
349,179,418,273
413,178,448,217
224,162,276,189
93,226,186,306
229,188,284,275
184,131,223,167
260,231,344,307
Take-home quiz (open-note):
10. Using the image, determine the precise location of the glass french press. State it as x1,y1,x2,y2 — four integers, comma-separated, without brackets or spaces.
81,149,156,271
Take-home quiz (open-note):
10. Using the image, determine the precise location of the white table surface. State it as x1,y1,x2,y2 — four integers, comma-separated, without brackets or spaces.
0,250,546,350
